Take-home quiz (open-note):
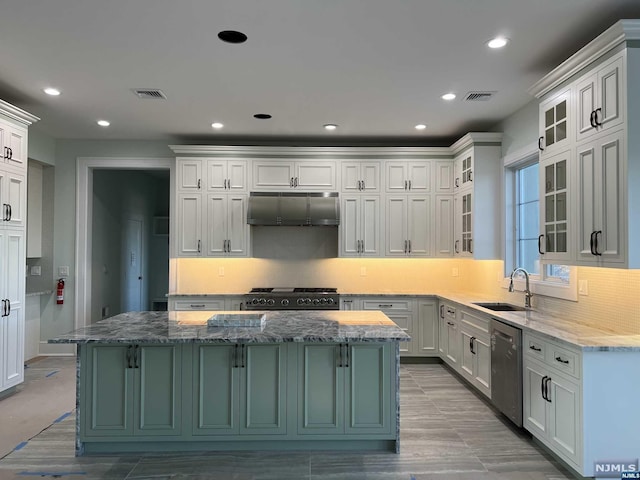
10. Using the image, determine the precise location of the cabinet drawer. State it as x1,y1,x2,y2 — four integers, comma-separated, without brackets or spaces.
547,344,580,380
441,303,456,320
524,334,545,361
459,308,489,334
362,299,413,312
173,299,225,311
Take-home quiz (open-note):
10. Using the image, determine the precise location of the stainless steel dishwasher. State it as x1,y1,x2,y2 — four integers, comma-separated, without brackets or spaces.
490,318,523,427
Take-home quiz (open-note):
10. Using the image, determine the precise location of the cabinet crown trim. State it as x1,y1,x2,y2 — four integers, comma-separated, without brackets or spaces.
449,132,503,155
529,19,640,98
170,145,452,157
0,99,40,125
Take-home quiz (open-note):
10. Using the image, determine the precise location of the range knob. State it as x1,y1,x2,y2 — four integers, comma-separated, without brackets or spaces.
259,298,267,305
297,298,305,306
320,298,328,304
312,298,320,305
305,298,312,305
281,299,290,306
252,298,259,305
327,298,335,305
267,299,275,306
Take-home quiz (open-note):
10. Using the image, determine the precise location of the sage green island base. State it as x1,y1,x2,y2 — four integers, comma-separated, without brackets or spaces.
53,311,408,455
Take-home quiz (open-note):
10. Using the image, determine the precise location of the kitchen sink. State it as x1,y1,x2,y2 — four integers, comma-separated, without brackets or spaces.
472,302,527,312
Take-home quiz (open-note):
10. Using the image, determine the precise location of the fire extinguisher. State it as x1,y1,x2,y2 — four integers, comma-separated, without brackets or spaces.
57,279,65,305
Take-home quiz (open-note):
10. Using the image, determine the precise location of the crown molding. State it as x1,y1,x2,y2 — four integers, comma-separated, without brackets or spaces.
0,99,40,125
169,144,453,158
449,132,503,155
529,19,640,99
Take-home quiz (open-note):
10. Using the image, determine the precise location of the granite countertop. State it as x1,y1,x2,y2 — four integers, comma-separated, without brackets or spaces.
49,310,411,344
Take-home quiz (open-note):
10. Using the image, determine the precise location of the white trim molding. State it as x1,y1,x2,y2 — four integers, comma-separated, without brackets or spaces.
75,156,175,330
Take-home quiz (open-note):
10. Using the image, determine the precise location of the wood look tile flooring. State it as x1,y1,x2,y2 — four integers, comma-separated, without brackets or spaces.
0,359,576,480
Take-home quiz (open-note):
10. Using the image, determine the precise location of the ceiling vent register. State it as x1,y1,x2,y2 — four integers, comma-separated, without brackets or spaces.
464,91,496,101
132,89,167,99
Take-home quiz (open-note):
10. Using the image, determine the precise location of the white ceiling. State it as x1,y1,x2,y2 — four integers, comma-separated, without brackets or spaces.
2,0,640,145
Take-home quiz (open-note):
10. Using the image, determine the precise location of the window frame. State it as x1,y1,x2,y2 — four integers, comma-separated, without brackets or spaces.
503,144,577,302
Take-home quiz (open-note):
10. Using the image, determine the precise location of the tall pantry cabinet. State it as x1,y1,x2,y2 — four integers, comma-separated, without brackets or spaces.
0,99,38,396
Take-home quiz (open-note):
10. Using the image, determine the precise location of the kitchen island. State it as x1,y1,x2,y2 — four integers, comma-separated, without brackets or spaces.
50,310,409,455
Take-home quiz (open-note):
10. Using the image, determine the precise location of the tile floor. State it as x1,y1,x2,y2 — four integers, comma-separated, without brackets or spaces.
0,358,576,479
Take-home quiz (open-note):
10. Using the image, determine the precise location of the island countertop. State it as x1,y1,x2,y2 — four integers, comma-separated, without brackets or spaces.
49,310,411,344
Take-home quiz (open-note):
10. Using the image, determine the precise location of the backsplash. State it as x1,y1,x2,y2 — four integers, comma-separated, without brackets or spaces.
174,258,640,335
463,261,640,335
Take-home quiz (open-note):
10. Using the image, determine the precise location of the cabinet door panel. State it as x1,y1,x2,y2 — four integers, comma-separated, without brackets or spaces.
459,329,475,378
435,161,453,193
227,195,248,256
2,231,24,388
136,345,181,435
296,162,336,189
435,196,453,257
2,304,24,388
207,161,226,190
341,163,360,192
253,162,295,189
194,345,238,434
385,197,407,255
548,377,579,463
386,163,407,192
473,336,491,396
361,163,380,191
407,162,431,192
361,196,380,255
85,346,132,436
298,344,343,434
386,313,413,354
177,159,202,191
576,75,596,139
346,344,390,433
417,300,438,356
523,362,548,438
408,196,430,256
576,146,597,262
227,161,247,191
5,171,26,227
598,55,623,131
205,195,227,256
241,344,287,434
177,194,202,256
446,322,459,366
340,196,359,256
6,127,27,168
599,133,622,261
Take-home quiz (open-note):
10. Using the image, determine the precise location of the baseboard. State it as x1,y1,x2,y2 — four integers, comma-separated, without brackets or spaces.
39,341,76,356
400,356,442,364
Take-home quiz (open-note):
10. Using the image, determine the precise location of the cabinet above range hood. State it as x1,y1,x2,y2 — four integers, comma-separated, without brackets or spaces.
247,192,340,226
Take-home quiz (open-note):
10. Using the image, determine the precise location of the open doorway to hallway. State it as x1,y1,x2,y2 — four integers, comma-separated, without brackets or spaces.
91,169,169,322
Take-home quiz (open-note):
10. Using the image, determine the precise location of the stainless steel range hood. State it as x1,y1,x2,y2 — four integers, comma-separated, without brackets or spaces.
247,192,340,226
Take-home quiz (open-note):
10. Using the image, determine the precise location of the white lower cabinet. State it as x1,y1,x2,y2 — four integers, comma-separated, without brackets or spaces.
456,307,491,398
169,296,245,311
437,302,459,368
362,299,415,355
523,333,581,472
416,299,438,356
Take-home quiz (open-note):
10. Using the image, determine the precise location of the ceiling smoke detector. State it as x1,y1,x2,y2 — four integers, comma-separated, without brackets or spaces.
463,91,496,101
132,88,167,100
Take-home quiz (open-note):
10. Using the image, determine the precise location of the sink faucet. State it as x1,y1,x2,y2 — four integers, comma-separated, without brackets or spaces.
509,268,533,308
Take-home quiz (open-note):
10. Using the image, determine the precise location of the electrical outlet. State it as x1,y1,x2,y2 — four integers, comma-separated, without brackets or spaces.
30,266,42,276
58,266,70,277
579,279,589,296
360,267,367,276
452,268,459,277
218,267,225,277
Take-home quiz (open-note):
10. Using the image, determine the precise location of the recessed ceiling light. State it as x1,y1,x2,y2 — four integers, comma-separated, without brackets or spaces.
211,122,224,129
254,114,272,119
323,124,338,131
97,120,110,127
218,30,248,44
415,124,427,130
43,87,61,96
487,37,509,49
442,93,456,101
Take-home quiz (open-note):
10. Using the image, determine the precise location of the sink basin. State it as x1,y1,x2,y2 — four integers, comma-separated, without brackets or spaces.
208,313,266,327
472,302,527,312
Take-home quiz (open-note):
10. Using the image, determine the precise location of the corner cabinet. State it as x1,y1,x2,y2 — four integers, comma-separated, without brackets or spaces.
0,99,37,397
531,23,640,267
451,134,502,260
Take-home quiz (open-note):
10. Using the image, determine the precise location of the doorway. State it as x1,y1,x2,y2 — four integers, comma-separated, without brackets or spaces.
77,158,174,329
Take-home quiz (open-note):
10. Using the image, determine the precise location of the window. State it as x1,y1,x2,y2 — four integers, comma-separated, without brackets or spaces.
505,151,576,301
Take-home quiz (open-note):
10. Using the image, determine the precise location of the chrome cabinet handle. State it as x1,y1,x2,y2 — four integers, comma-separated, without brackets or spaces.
541,375,548,400
545,377,552,403
227,239,231,252
469,336,476,354
7,204,11,221
590,231,596,255
589,110,596,128
126,345,133,369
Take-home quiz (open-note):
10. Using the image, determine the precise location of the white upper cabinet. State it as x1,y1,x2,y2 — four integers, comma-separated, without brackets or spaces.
538,88,571,158
341,161,380,192
207,160,247,192
385,195,431,257
435,161,454,193
340,195,381,257
385,161,431,193
205,194,249,257
177,158,203,191
252,160,336,190
531,21,640,267
0,123,27,170
575,52,624,143
0,170,26,229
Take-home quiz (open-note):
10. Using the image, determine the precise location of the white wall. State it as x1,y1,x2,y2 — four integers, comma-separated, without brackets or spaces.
496,99,538,159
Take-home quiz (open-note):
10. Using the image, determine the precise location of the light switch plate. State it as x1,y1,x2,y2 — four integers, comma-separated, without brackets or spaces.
30,265,42,276
58,266,70,277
